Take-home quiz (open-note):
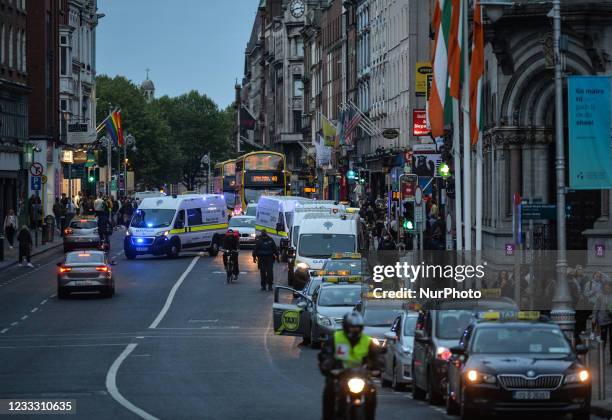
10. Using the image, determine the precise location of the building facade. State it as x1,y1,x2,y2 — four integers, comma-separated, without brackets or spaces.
0,0,28,226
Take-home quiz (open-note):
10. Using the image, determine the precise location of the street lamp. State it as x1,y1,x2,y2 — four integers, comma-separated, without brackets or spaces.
479,0,514,23
123,134,136,196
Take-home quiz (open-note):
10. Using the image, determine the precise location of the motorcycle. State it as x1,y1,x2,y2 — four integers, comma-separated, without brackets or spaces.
331,367,376,420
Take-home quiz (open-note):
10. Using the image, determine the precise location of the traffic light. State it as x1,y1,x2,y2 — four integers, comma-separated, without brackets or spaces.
347,169,357,180
402,200,415,232
438,162,451,179
87,168,95,183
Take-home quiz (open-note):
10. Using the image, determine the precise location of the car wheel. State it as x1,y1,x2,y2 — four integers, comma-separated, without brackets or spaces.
125,249,136,260
427,369,443,405
208,239,219,257
57,288,69,299
446,383,460,415
101,287,113,298
167,239,180,258
460,387,478,420
392,360,404,391
411,365,426,400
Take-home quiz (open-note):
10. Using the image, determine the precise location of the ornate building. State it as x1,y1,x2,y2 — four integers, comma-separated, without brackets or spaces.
141,70,155,103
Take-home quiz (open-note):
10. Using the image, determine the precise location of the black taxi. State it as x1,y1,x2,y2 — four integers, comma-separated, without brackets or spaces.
446,311,591,420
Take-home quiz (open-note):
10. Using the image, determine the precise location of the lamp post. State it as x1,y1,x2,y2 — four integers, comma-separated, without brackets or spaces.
99,135,112,196
124,134,136,197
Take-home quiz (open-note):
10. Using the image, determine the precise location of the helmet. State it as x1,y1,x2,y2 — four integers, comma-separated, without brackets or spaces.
343,311,364,344
227,229,234,234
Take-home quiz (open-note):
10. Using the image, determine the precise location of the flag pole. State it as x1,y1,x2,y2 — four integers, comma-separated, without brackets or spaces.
452,99,463,251
475,131,483,251
462,0,472,251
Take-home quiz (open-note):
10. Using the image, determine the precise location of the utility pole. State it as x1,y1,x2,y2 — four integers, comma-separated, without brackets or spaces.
462,0,472,252
550,0,573,336
107,104,113,196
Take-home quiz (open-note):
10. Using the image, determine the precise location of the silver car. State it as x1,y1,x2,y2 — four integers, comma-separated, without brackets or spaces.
57,250,115,298
63,217,100,252
228,215,257,247
381,311,419,390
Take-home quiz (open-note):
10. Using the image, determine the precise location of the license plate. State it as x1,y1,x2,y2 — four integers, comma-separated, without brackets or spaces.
512,391,550,400
136,247,148,252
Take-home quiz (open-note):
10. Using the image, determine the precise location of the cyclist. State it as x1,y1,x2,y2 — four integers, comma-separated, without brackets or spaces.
97,213,113,252
223,229,240,280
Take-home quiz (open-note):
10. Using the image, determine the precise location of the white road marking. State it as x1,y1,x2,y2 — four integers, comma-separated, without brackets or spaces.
0,329,8,334
50,293,56,298
30,308,38,313
148,256,200,329
188,319,218,323
105,343,159,420
10,322,18,326
21,315,28,321
40,300,48,305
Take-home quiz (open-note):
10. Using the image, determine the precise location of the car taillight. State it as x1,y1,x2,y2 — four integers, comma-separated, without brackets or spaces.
96,266,109,272
64,228,73,235
59,267,71,273
436,346,452,361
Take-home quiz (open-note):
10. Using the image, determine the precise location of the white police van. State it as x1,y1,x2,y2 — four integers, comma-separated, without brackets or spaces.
124,194,227,259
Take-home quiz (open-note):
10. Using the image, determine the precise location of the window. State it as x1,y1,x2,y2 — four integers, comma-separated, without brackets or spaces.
294,37,303,57
187,208,203,226
293,110,302,132
20,30,25,72
8,27,13,68
60,35,69,76
15,31,20,71
292,75,303,97
0,24,4,64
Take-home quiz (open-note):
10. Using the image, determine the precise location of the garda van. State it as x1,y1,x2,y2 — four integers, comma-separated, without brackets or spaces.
293,213,366,289
124,194,228,260
255,196,311,260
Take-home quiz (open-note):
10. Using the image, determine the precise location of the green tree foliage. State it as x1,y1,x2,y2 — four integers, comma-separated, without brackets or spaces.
95,76,234,190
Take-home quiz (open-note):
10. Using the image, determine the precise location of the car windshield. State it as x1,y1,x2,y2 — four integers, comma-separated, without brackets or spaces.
318,287,361,307
245,204,258,216
65,252,105,265
323,260,362,275
436,310,474,339
363,308,403,327
229,217,255,228
403,316,418,336
130,209,176,228
244,188,283,205
70,219,97,229
471,326,571,354
298,234,355,258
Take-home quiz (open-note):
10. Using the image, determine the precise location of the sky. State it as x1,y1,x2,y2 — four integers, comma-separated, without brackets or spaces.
96,0,258,108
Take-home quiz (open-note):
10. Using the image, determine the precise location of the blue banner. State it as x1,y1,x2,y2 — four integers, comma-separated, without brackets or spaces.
568,76,612,189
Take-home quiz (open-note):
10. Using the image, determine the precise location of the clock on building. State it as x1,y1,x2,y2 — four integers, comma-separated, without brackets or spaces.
290,0,305,18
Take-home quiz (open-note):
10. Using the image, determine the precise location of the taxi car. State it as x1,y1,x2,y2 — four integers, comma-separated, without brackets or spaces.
411,297,518,404
63,217,100,252
381,308,419,390
57,250,116,298
446,311,590,419
272,282,363,348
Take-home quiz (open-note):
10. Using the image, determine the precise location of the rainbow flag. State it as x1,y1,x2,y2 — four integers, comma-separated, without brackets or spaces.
113,111,124,146
104,116,118,145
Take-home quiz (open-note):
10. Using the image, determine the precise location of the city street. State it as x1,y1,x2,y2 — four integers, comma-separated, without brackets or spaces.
0,234,452,420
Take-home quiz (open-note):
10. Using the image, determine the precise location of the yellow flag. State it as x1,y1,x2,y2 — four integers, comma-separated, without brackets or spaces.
321,115,337,147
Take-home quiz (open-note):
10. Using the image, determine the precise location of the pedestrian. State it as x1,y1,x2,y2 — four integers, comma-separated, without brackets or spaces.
17,225,33,267
52,197,62,236
378,232,396,251
94,194,106,218
592,279,612,364
252,230,278,291
3,209,18,248
496,270,513,298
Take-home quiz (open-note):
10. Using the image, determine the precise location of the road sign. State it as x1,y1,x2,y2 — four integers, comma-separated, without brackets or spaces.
595,244,605,257
415,187,423,206
505,243,515,256
30,162,43,176
41,175,48,184
521,204,557,220
30,176,42,191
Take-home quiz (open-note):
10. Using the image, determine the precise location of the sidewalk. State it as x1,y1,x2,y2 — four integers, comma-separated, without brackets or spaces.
590,340,612,418
0,228,63,271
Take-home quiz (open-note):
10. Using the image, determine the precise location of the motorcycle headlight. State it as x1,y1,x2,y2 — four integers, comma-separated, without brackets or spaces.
296,262,309,270
565,369,590,384
465,370,496,384
347,377,366,394
317,315,332,326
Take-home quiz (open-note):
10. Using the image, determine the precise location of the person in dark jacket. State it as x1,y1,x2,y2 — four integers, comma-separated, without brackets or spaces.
252,230,278,291
377,233,396,251
17,225,33,267
223,229,240,278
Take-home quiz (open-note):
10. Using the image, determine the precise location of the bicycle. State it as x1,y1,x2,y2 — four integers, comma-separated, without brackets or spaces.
225,250,238,284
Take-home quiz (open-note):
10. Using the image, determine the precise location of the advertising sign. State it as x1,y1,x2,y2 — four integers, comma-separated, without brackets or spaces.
411,153,441,178
412,109,430,136
568,76,612,189
61,150,74,164
67,123,97,145
415,62,432,97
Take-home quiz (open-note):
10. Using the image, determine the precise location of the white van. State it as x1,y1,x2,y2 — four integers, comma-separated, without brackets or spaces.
124,194,228,259
134,191,165,202
293,213,365,289
255,196,311,259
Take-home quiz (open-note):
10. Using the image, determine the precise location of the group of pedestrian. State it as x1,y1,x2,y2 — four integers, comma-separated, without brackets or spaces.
3,210,33,268
52,193,77,236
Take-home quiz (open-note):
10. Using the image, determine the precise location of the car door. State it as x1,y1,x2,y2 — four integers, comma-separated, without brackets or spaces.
384,315,401,374
412,311,429,389
273,286,308,337
451,325,473,403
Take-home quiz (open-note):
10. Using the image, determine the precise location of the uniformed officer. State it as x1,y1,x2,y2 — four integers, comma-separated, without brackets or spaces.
318,312,379,420
252,230,278,291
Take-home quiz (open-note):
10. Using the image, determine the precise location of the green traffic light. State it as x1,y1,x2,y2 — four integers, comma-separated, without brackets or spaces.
403,220,414,230
438,162,451,179
88,176,95,183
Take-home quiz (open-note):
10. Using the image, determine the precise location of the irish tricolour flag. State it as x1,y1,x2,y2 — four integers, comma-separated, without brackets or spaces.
428,0,453,138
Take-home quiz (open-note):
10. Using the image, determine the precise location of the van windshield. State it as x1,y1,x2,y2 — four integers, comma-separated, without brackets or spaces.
131,209,176,228
298,234,355,258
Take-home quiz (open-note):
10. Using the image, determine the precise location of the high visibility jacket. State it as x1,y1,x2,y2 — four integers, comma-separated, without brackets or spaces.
333,330,372,369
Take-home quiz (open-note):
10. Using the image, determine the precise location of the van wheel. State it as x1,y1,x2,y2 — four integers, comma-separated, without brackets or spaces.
125,249,136,260
208,239,219,257
167,239,181,258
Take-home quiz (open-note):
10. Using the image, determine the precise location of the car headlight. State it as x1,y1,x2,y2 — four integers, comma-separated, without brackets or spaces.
317,315,332,326
565,369,590,384
465,369,496,384
250,233,256,238
347,377,366,394
296,262,309,270
126,228,133,236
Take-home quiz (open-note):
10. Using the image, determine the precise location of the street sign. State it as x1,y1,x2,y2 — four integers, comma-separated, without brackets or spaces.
30,176,42,191
505,243,515,256
412,109,430,136
521,204,557,220
595,244,605,257
382,128,400,139
61,150,74,164
41,175,48,184
415,187,423,206
30,162,43,177
415,204,423,223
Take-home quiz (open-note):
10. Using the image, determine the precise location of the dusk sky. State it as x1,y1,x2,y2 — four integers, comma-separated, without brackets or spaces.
96,0,257,108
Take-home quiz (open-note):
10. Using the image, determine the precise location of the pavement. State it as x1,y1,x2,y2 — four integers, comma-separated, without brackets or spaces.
0,233,608,419
591,350,612,419
0,228,63,271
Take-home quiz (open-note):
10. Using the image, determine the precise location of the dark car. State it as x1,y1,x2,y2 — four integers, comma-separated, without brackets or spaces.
411,298,518,404
57,250,116,299
446,313,591,420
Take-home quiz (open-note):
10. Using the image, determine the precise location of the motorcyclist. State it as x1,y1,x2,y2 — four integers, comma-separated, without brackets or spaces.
318,311,379,420
222,229,240,279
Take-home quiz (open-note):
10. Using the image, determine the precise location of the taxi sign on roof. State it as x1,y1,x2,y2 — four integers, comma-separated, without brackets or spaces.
477,311,541,321
323,275,362,283
331,252,361,259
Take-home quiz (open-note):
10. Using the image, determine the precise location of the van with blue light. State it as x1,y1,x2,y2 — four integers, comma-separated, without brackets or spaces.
124,194,227,260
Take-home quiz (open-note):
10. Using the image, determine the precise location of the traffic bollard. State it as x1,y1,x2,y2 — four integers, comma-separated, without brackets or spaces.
597,338,606,400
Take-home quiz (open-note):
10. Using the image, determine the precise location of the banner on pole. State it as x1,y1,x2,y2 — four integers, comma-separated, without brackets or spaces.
568,76,612,189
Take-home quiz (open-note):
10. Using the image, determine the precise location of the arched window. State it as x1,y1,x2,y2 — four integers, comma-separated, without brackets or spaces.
8,26,13,68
